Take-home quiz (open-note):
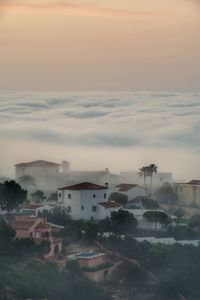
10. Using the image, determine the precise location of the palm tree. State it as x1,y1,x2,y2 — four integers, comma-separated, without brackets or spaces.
138,166,149,196
138,164,158,196
147,164,158,192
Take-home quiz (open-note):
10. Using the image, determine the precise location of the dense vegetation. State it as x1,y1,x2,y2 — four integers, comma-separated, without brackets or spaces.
0,220,110,300
155,183,178,204
0,256,110,300
0,180,27,214
102,234,200,300
39,208,138,240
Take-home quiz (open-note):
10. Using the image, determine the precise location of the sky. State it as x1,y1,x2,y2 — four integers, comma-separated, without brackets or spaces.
0,1,200,180
0,0,200,91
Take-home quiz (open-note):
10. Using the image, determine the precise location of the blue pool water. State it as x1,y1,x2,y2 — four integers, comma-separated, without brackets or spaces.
76,252,96,258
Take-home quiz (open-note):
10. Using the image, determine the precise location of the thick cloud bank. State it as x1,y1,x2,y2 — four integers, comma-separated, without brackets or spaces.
0,91,200,179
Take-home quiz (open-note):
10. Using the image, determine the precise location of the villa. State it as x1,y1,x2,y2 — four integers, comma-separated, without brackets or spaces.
12,216,62,257
174,180,200,205
57,182,121,220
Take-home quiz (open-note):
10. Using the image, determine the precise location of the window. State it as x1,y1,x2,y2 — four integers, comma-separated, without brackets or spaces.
68,193,71,199
92,205,97,212
81,206,84,210
58,192,62,198
44,231,49,238
91,217,94,221
104,193,107,199
93,194,96,198
68,206,71,213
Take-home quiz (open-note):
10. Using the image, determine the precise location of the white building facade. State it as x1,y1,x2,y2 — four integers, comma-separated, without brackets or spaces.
115,184,146,201
15,160,60,195
58,182,121,220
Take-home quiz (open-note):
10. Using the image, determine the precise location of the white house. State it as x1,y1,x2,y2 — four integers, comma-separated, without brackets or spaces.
15,160,120,197
57,182,121,220
115,184,146,201
15,160,60,180
15,160,61,195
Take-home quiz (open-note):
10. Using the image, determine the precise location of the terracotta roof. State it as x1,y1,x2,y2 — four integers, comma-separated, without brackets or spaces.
13,216,40,230
15,160,60,168
116,183,139,192
99,202,122,209
14,223,35,230
187,180,200,185
35,222,52,230
13,219,36,230
23,204,43,210
58,182,108,191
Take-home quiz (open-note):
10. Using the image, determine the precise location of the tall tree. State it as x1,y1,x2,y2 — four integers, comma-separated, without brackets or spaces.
138,166,150,195
147,164,158,193
143,210,168,230
0,180,27,214
111,209,138,234
138,164,158,196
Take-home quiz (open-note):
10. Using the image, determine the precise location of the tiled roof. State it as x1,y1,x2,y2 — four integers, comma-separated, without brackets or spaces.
14,223,35,230
99,202,122,209
13,219,36,230
15,160,60,168
59,182,108,191
116,183,139,192
13,216,39,230
23,204,43,210
35,222,52,230
187,180,200,185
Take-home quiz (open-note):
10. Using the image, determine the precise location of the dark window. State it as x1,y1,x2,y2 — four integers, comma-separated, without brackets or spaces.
91,217,94,221
58,192,62,198
93,194,96,198
104,193,107,199
68,206,71,213
92,205,97,212
44,231,49,238
81,206,84,210
104,270,109,278
68,193,71,199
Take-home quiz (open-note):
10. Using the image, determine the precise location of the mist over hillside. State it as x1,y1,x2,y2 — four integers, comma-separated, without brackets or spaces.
0,91,200,180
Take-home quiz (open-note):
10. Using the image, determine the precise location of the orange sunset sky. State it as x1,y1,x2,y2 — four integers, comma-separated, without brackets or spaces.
0,0,200,91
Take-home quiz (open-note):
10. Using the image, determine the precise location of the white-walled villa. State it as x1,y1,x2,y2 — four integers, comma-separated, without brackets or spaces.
57,182,121,220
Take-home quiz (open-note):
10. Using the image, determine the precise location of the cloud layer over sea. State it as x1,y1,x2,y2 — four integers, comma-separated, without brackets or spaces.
0,91,200,179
